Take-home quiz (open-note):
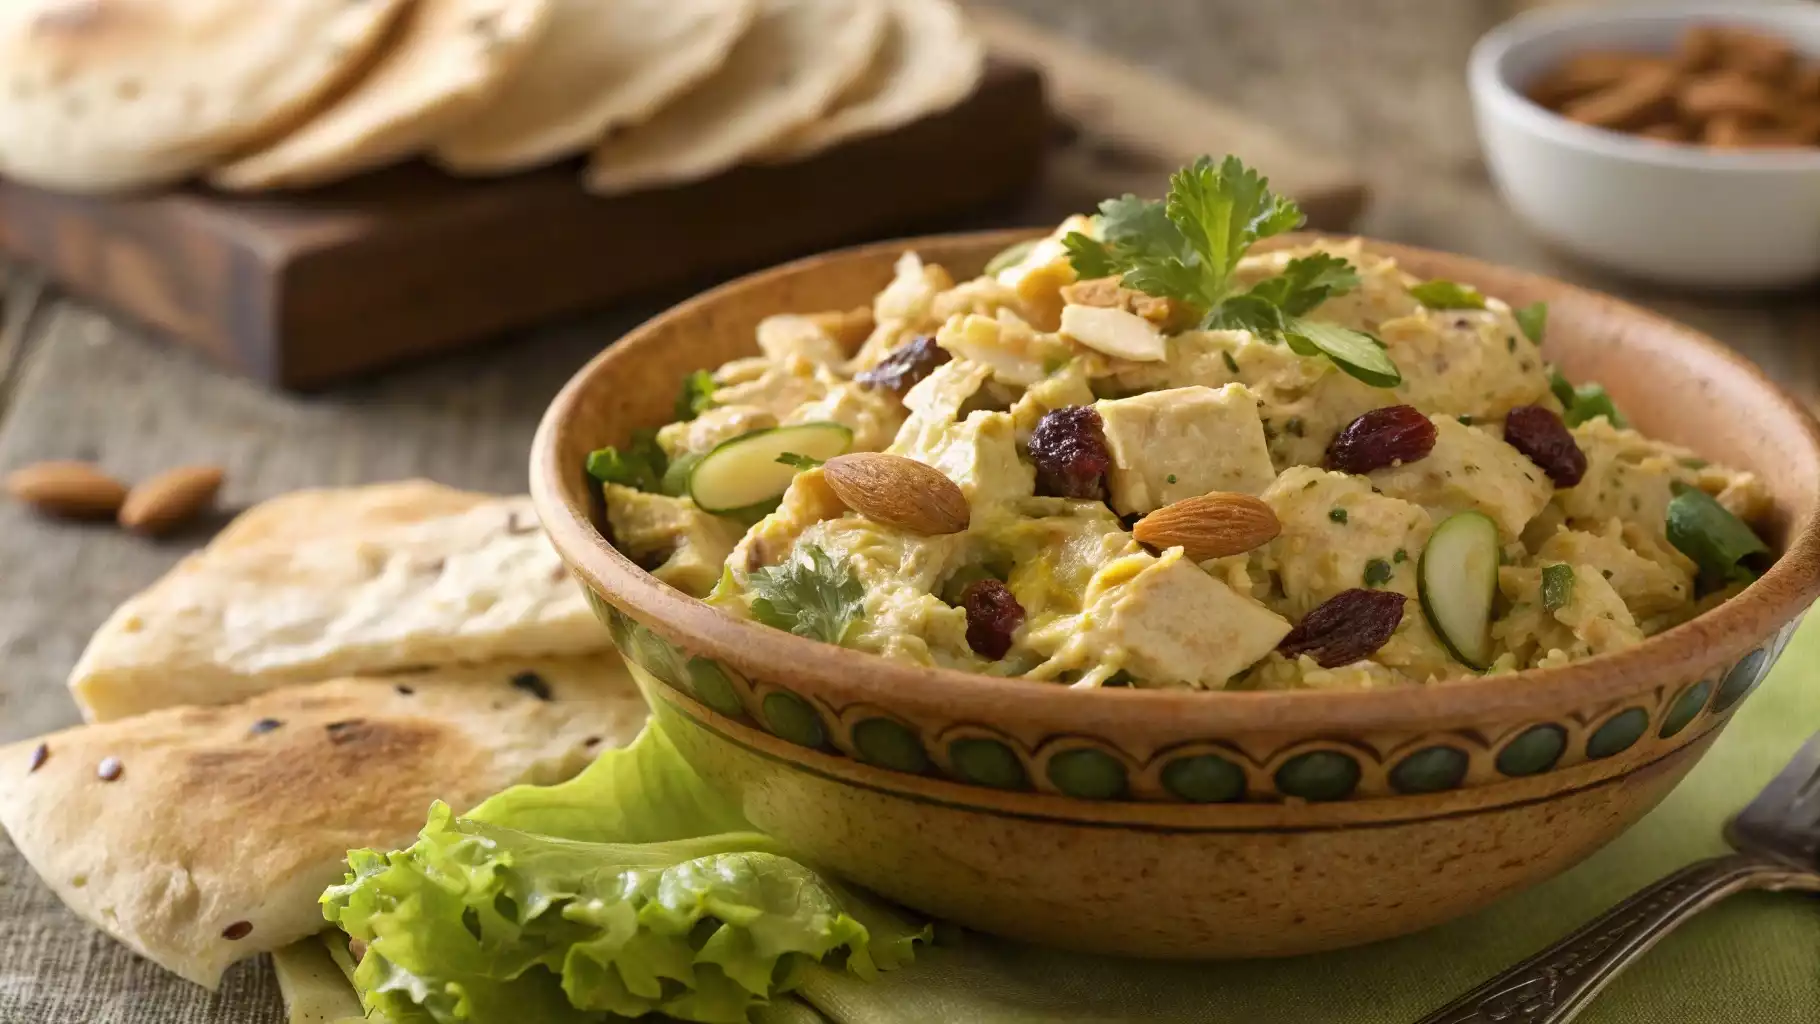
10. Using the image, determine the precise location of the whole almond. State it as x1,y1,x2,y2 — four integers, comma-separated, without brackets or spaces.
119,465,225,535
1133,492,1281,562
4,461,129,519
822,453,969,536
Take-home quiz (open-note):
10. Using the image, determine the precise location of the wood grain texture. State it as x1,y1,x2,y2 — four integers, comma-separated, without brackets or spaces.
3,0,1816,1020
0,63,1048,389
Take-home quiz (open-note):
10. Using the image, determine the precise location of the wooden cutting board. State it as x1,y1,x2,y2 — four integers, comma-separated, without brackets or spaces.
0,13,1366,390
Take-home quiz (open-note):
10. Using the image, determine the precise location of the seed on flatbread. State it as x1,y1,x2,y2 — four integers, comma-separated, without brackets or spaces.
435,0,758,175
762,0,983,163
28,743,49,773
214,0,555,191
96,756,122,781
586,0,886,195
0,0,411,192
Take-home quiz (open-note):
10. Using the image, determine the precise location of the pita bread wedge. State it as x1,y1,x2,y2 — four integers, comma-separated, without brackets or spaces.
69,483,610,722
0,0,410,193
433,0,758,175
0,658,649,988
584,0,885,195
213,0,554,192
762,0,983,163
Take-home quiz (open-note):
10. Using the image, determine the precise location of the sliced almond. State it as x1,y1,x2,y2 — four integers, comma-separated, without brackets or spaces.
119,464,226,535
1133,492,1281,562
1060,276,1194,331
1059,303,1167,363
821,452,969,536
4,461,129,520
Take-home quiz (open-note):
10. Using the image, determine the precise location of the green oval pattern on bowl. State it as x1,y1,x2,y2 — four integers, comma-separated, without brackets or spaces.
1713,647,1770,713
686,657,747,719
1495,724,1567,777
1275,750,1361,802
852,718,931,774
949,738,1030,791
591,589,1785,804
1161,754,1247,803
761,691,827,750
1389,746,1470,794
1586,708,1649,760
1047,748,1129,801
1659,679,1713,739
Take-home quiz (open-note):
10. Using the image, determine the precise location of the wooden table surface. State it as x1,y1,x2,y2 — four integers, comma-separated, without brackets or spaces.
2,1,1816,1020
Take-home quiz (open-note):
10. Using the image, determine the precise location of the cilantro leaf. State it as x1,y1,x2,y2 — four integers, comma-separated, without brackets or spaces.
1166,155,1302,302
673,370,718,423
1409,280,1487,310
1243,253,1361,317
1516,301,1547,344
586,429,667,492
746,545,865,646
775,452,824,471
1283,318,1401,388
1064,193,1208,306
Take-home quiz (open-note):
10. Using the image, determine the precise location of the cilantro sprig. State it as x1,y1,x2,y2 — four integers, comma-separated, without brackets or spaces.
674,369,718,422
1063,155,1399,388
586,430,667,493
747,545,865,646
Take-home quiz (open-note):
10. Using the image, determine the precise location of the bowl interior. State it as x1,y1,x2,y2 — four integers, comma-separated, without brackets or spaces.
535,229,1820,733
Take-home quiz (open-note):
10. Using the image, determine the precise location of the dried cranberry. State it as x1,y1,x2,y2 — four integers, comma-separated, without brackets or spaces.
1029,406,1111,500
855,336,949,396
1325,405,1437,475
1504,405,1587,486
961,579,1025,659
1277,589,1406,668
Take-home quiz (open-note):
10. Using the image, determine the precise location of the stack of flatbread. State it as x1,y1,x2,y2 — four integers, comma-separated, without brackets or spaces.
0,0,986,197
0,481,649,1001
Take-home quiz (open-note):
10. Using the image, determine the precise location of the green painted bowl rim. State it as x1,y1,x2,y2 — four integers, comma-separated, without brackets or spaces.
532,228,1820,735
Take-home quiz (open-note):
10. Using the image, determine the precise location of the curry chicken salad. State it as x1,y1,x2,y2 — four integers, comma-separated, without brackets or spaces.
589,156,1772,692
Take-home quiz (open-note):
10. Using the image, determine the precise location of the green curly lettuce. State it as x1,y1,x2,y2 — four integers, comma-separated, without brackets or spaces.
323,727,927,1024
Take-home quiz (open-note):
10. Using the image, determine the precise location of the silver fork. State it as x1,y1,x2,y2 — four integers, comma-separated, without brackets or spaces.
1417,730,1820,1024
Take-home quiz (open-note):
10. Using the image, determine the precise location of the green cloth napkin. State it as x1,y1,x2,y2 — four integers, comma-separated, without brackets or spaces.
787,616,1820,1024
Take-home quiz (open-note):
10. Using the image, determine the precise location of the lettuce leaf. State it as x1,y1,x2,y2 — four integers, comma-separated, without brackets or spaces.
323,726,927,1024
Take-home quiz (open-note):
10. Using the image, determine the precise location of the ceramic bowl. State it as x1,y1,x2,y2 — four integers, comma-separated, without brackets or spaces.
1469,3,1820,289
532,230,1820,959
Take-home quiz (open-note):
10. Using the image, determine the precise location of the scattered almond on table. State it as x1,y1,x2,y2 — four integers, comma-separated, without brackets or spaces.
1526,24,1820,148
5,460,224,536
119,465,227,536
4,462,130,520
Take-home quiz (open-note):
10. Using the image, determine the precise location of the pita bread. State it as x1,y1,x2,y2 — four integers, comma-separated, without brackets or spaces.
584,0,886,195
762,0,983,163
0,0,410,193
433,0,758,175
69,483,611,722
0,659,649,988
212,0,555,191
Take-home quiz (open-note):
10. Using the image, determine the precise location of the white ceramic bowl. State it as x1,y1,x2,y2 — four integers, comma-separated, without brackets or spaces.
1470,3,1820,289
